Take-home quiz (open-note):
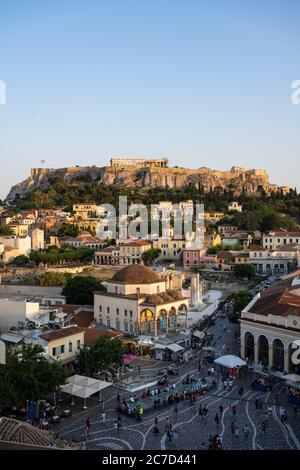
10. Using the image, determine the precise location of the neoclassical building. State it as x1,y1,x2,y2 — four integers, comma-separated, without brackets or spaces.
94,265,189,337
240,276,300,373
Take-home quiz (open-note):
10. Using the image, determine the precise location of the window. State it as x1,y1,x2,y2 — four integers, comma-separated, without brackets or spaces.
130,310,133,318
116,320,120,330
60,345,65,354
99,305,102,312
130,322,134,333
124,309,128,316
116,308,119,315
98,316,103,325
52,347,57,357
107,317,111,327
107,307,110,314
115,286,118,294
124,321,129,332
77,340,81,350
69,342,73,352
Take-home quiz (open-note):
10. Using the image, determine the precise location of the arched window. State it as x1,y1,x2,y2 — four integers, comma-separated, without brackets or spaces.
244,332,254,361
124,321,129,332
273,338,284,371
258,335,269,365
116,319,120,330
106,316,111,327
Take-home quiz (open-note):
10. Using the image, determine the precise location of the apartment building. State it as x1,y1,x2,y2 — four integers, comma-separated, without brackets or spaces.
263,230,300,250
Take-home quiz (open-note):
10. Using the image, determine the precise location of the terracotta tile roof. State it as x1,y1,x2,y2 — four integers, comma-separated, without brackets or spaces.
266,231,300,237
247,244,267,251
40,326,84,342
61,305,81,314
0,417,75,449
70,310,94,327
80,327,122,345
249,279,300,317
111,265,163,284
125,240,152,247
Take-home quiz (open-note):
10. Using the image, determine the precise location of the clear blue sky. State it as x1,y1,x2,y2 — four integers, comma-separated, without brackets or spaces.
0,0,300,199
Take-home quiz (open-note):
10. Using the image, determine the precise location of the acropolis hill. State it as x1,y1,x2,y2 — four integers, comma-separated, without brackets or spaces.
6,158,290,200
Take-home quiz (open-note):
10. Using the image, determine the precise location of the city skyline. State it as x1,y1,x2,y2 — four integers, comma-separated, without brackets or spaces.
1,0,300,199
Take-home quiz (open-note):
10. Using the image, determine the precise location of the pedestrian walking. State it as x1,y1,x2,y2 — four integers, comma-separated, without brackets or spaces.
153,417,159,434
172,429,178,442
174,404,178,415
85,417,91,440
215,413,219,428
255,398,259,410
243,424,249,439
219,404,224,416
235,426,239,439
199,404,203,417
293,405,298,418
100,411,106,423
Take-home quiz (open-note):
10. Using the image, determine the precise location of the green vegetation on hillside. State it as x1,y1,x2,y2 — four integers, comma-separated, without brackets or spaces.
10,177,300,232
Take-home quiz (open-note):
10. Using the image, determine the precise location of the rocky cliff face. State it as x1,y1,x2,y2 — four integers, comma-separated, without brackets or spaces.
6,164,288,200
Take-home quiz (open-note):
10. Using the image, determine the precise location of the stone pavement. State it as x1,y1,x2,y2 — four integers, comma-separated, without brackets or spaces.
54,314,300,450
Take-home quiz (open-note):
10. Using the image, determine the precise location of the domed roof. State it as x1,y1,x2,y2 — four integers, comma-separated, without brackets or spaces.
167,289,184,300
111,265,163,284
143,294,165,305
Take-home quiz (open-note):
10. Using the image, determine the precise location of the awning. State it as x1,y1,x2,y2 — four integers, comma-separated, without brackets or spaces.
0,333,24,344
193,330,205,340
154,343,167,350
282,374,300,384
214,355,247,369
137,336,154,346
61,374,112,398
166,343,184,353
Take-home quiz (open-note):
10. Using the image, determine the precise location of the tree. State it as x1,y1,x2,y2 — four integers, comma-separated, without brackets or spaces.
233,264,256,279
0,224,14,236
142,248,161,265
12,255,30,266
0,344,68,412
228,289,252,323
77,335,124,377
62,275,104,304
58,223,79,237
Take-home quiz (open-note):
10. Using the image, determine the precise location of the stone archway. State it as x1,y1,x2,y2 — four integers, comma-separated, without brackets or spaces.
168,307,177,329
244,332,255,361
140,309,155,334
178,303,188,314
258,335,269,365
273,338,285,371
157,309,168,333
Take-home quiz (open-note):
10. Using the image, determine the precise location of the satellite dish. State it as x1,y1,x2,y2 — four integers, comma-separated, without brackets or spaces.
0,340,6,365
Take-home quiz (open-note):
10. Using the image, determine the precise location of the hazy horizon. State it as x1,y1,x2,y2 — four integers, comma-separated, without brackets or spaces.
1,0,300,199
